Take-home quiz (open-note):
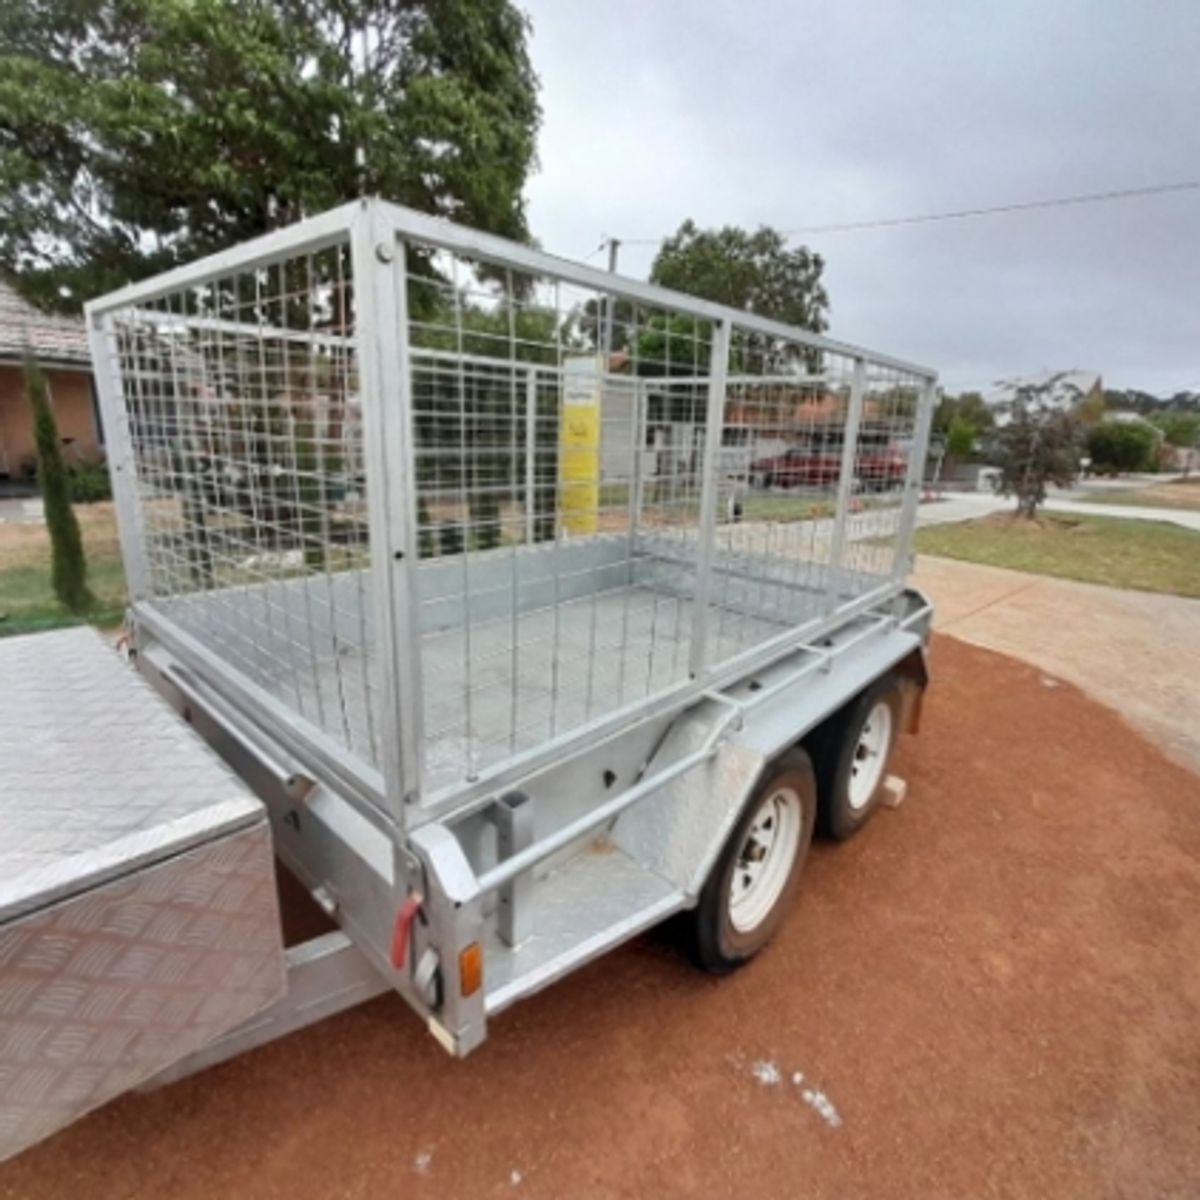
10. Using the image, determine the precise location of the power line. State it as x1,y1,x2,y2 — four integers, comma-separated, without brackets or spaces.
599,179,1200,249
780,180,1200,236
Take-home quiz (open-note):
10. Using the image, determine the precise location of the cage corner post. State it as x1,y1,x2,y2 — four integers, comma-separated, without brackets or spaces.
826,355,868,611
892,373,939,588
687,316,732,680
86,307,152,604
350,201,425,831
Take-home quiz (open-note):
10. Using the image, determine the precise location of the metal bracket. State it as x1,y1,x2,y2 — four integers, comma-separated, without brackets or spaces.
486,791,535,947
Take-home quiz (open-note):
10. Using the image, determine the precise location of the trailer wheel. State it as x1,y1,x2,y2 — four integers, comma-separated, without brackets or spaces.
817,673,902,841
691,749,817,973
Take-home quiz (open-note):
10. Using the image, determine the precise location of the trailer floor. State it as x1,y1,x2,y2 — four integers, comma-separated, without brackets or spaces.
5,635,1200,1200
419,583,794,786
251,581,814,790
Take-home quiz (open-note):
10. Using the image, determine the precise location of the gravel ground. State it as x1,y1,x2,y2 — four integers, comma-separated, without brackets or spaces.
4,635,1200,1199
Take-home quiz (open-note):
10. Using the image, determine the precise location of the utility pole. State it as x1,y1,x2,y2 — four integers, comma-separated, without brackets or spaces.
601,237,621,364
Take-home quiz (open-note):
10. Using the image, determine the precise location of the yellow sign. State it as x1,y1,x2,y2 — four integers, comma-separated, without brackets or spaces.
560,355,602,534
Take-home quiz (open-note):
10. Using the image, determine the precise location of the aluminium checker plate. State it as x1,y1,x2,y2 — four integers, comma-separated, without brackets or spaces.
0,627,285,1161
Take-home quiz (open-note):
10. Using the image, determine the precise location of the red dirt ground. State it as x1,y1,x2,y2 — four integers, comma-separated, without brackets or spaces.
4,634,1200,1200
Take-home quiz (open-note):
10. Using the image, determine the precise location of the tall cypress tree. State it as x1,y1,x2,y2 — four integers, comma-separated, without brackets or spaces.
25,356,94,612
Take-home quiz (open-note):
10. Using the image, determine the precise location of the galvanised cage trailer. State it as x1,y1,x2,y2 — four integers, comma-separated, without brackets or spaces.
1,198,937,1159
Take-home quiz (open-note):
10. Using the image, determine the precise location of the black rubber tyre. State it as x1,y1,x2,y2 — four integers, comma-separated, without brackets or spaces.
690,749,817,974
816,673,902,842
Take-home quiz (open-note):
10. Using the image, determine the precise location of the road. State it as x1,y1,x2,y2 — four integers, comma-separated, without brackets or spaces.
917,478,1200,532
4,635,1199,1200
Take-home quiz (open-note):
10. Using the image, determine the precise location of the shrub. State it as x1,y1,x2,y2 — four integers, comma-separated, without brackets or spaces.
17,452,114,502
417,497,437,558
1087,421,1158,475
469,489,502,551
1150,412,1200,452
945,416,977,463
438,520,464,557
68,455,113,503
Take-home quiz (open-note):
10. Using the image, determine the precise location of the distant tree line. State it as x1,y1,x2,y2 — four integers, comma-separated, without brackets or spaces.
1103,388,1200,415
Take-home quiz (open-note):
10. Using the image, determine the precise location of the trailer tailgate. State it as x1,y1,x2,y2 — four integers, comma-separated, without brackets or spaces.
0,627,284,1161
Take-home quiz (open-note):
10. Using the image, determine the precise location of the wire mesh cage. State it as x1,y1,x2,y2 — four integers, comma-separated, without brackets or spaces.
92,234,385,774
88,201,936,820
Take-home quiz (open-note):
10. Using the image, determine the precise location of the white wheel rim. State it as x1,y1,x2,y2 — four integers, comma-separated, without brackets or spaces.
729,786,803,934
848,700,893,811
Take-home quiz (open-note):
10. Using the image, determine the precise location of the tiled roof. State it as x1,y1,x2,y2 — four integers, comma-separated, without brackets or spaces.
0,281,91,367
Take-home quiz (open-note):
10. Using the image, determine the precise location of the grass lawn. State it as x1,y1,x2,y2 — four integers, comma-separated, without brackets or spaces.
740,493,835,522
915,511,1200,598
0,502,127,636
1082,476,1200,512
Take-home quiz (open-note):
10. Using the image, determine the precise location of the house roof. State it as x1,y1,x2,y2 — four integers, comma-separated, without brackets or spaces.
1105,410,1162,432
0,281,91,368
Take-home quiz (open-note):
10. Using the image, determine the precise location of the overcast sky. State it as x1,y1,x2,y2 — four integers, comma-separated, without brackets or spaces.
519,0,1200,396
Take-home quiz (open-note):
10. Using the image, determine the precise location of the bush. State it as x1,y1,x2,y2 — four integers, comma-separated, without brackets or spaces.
68,455,113,503
1151,412,1200,451
1087,421,1159,475
945,416,977,462
417,496,437,558
438,521,464,557
469,489,502,551
16,452,114,502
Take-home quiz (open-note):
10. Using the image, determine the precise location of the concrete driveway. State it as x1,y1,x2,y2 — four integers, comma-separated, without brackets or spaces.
913,554,1200,775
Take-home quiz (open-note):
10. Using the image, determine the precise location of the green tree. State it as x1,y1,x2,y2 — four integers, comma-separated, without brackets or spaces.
410,301,566,547
634,312,711,379
650,221,829,334
945,416,977,464
576,222,829,374
992,377,1084,518
1087,420,1159,475
1151,411,1200,452
1103,388,1160,415
0,0,540,310
933,391,993,437
25,357,94,612
1075,387,1107,427
576,296,636,357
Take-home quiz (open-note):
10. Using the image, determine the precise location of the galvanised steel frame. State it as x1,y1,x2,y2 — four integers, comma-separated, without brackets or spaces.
85,198,938,1056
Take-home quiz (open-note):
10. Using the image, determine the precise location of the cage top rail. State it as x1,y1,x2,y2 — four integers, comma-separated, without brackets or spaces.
83,198,938,383
82,201,361,320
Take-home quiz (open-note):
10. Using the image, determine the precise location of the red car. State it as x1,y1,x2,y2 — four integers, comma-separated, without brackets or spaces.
750,431,907,491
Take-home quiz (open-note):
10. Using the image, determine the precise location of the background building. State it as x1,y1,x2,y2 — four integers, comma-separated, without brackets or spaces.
0,283,98,491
